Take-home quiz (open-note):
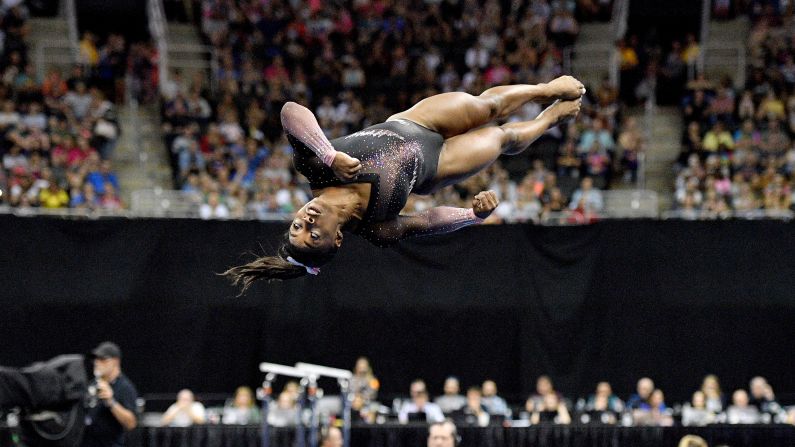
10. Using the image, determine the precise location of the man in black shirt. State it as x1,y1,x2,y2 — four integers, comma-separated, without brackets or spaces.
81,342,138,447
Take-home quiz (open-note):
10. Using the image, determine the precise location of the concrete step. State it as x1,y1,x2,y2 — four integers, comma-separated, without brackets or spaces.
29,18,69,34
635,106,682,211
578,22,613,44
167,23,200,35
112,103,173,198
708,17,750,36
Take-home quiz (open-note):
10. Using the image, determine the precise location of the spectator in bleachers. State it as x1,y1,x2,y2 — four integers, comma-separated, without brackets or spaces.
617,116,643,183
86,159,120,196
38,172,69,208
199,190,230,219
569,176,604,212
702,121,734,154
160,389,207,427
434,377,466,415
99,181,124,210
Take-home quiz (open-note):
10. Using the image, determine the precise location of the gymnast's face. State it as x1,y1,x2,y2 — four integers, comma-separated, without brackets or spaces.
289,200,343,252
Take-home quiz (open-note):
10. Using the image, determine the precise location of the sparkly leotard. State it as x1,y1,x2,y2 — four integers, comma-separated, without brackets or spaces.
282,102,483,246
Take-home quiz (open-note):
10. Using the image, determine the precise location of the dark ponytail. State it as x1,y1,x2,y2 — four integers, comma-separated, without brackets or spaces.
222,234,338,294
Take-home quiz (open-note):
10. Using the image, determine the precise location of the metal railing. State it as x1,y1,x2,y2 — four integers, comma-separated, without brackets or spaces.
147,0,216,95
610,0,629,86
3,189,659,222
697,0,712,76
701,42,747,88
5,189,795,224
0,205,132,219
662,209,794,221
147,0,169,96
612,0,629,43
63,0,79,61
130,189,203,218
34,41,74,80
122,73,149,175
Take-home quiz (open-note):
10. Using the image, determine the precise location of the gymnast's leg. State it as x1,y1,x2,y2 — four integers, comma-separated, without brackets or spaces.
432,98,582,187
387,76,585,138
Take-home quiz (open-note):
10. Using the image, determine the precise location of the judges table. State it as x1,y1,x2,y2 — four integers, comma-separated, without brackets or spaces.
4,424,794,447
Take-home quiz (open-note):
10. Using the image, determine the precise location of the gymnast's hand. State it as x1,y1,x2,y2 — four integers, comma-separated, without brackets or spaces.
331,151,362,180
473,190,499,219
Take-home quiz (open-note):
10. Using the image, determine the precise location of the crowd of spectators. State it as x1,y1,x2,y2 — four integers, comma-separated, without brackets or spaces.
161,0,645,223
673,3,795,218
154,357,795,428
0,2,129,212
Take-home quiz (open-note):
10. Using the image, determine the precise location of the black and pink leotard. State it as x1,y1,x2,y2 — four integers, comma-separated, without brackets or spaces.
281,102,483,246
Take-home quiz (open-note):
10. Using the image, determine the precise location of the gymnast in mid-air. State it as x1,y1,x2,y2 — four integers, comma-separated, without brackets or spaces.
224,76,585,290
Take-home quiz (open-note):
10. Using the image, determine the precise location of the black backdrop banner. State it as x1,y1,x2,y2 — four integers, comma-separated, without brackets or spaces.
1,215,794,403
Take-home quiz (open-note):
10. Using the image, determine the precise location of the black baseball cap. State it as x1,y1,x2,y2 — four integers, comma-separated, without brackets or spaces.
92,341,122,359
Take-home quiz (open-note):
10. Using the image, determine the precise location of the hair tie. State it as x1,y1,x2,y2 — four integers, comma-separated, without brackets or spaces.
286,256,320,275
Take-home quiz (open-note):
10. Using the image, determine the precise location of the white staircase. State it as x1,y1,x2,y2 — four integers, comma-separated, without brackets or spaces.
570,22,615,89
703,17,750,88
165,22,212,80
114,103,173,203
28,17,74,79
640,106,682,211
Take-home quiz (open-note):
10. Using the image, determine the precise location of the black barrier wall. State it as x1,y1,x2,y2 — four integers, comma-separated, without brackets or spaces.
1,215,794,403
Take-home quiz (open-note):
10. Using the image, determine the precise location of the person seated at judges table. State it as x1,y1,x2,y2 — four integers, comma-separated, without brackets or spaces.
530,392,571,425
398,379,444,424
350,392,381,424
700,374,726,413
582,381,623,424
435,377,466,414
749,376,782,415
481,380,510,418
160,389,206,427
626,377,655,410
222,386,261,425
726,389,761,424
527,375,565,410
681,391,716,427
632,389,673,426
267,391,299,427
451,386,490,427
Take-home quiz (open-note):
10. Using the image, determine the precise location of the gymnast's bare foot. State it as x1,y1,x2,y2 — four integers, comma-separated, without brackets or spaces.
536,98,582,126
546,75,586,101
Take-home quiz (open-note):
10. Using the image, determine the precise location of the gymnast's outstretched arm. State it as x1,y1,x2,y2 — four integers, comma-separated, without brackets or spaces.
361,191,499,245
281,102,362,180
